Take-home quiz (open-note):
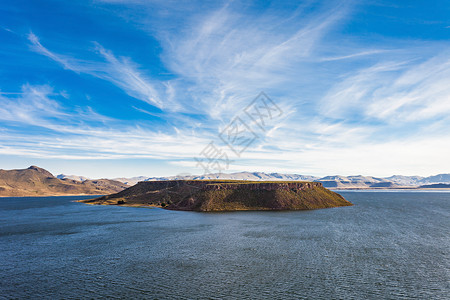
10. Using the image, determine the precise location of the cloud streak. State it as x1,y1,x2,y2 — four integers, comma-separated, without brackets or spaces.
0,84,209,161
28,32,164,109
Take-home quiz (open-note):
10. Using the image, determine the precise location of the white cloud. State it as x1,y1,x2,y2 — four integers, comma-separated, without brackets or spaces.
94,43,163,108
321,52,450,124
28,33,164,109
320,49,392,62
0,84,212,162
153,2,350,122
0,84,68,126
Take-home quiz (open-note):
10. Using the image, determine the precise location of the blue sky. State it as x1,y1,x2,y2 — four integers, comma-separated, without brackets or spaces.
1,0,449,178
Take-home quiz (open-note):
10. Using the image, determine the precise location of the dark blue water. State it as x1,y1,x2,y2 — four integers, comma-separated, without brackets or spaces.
0,192,449,299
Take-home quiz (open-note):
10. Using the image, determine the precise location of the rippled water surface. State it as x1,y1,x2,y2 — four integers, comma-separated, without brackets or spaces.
1,192,449,299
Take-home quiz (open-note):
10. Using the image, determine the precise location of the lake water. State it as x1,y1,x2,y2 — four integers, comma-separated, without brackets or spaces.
0,191,449,299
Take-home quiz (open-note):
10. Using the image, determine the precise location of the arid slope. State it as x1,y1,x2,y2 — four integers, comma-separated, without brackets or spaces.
0,166,129,197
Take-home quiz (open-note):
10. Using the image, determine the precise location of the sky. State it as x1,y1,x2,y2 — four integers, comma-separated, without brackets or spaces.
0,0,450,178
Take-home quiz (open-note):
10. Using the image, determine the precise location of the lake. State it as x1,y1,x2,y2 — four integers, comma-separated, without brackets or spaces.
0,191,449,299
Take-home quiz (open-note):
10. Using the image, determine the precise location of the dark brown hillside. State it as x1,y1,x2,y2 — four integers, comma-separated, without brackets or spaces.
0,166,129,197
82,180,353,211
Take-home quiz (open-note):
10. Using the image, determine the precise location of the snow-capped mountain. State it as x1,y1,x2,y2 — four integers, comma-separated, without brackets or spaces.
59,171,450,189
112,176,150,186
56,174,90,182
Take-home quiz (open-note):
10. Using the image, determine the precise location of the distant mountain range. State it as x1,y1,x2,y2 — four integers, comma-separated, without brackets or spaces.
58,171,450,189
0,166,129,197
4,166,447,198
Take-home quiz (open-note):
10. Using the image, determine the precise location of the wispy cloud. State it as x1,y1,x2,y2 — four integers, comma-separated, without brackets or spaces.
0,84,68,126
321,52,450,124
156,3,349,121
0,83,210,160
28,33,77,70
320,49,393,62
28,32,164,109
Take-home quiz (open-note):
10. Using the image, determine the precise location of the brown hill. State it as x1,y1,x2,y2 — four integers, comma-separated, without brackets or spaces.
82,180,353,211
0,166,129,197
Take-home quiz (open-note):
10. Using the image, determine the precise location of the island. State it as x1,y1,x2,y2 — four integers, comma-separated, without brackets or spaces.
80,180,353,211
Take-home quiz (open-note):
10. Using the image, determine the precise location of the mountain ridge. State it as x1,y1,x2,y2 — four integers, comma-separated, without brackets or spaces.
0,166,129,197
108,171,450,189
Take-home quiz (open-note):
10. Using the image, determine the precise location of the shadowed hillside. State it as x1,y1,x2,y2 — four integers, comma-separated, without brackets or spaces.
0,166,129,197
82,180,353,211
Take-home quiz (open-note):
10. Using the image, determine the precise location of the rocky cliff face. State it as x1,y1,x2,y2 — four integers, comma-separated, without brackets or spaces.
83,180,352,211
203,181,322,191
